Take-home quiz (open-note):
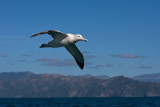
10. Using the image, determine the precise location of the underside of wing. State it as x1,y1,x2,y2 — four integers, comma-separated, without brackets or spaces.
30,30,67,39
65,44,84,69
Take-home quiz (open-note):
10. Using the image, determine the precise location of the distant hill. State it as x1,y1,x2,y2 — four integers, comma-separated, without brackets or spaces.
96,75,110,79
0,71,38,80
80,74,110,79
0,72,160,97
133,73,160,83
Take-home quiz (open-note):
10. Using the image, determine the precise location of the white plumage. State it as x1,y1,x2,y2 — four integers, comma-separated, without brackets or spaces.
30,30,88,69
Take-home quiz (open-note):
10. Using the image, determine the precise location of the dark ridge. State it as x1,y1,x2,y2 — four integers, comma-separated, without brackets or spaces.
0,72,160,97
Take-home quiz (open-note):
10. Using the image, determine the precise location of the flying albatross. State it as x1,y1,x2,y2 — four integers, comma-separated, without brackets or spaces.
30,30,88,69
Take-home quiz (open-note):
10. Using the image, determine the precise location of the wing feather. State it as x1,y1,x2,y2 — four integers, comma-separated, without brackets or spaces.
30,30,67,39
65,44,84,69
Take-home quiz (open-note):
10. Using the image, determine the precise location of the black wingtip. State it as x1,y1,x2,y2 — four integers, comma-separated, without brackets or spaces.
77,61,84,70
39,44,46,48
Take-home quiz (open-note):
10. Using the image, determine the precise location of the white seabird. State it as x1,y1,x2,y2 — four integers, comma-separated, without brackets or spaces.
30,30,88,69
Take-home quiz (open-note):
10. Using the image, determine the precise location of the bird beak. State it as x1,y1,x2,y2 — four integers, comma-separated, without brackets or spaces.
82,38,88,42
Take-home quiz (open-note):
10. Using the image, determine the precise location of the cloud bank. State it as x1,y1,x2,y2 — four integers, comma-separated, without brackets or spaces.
139,66,152,69
0,54,7,57
110,54,146,59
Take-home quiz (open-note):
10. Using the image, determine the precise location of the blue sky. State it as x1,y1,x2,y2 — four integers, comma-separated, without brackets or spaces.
0,0,160,77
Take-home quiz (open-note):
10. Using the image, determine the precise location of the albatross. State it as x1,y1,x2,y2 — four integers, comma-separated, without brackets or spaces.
30,30,88,69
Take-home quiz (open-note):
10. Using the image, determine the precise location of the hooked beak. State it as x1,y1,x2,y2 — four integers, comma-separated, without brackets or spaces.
82,38,88,42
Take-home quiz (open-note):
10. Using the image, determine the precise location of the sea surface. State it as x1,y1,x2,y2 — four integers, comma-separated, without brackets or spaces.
0,97,160,107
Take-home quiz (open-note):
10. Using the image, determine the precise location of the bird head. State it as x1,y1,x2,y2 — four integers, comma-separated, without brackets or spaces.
76,34,88,42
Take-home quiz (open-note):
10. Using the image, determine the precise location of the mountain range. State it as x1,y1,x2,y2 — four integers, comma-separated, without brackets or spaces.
0,71,160,97
133,73,160,83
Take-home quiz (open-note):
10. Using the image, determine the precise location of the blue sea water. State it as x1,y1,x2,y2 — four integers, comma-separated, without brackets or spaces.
0,97,160,107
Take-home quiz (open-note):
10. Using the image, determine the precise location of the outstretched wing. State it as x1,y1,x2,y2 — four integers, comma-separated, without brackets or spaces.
30,30,67,39
65,44,84,69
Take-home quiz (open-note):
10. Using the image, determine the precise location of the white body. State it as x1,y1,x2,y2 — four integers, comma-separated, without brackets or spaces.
48,34,77,47
31,30,88,69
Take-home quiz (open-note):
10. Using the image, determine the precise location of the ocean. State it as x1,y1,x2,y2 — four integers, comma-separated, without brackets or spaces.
0,97,160,107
